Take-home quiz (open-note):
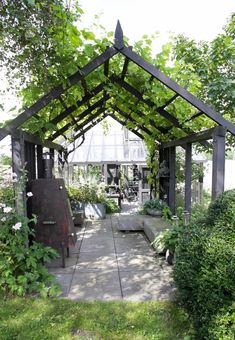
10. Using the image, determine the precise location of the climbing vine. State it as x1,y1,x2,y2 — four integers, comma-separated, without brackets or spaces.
0,2,234,154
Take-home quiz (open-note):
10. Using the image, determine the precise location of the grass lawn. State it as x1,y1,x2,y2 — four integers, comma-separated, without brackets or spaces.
0,297,194,339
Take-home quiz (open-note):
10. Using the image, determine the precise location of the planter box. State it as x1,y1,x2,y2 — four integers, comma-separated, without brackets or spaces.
84,203,106,220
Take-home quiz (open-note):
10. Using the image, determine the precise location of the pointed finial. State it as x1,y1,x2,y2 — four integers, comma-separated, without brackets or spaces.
114,20,124,49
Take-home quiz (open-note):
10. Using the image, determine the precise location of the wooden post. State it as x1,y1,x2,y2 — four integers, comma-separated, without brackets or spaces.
185,143,192,212
212,126,226,199
24,141,36,181
11,133,26,215
36,145,43,178
169,146,176,214
159,148,170,205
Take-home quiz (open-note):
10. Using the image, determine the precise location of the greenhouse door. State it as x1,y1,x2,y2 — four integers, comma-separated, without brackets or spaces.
138,166,150,203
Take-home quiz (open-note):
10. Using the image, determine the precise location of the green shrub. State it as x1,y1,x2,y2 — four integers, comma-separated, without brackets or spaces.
173,190,235,339
68,185,121,214
105,198,120,214
0,170,60,297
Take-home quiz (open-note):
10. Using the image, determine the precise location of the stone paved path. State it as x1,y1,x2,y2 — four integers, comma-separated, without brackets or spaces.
48,215,175,301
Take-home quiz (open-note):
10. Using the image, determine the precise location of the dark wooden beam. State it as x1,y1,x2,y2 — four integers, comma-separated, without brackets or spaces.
114,20,124,49
0,47,117,141
121,57,130,80
104,48,110,76
212,126,226,199
73,108,105,133
184,111,204,123
49,95,109,140
69,113,106,144
36,144,44,178
109,114,144,139
46,82,107,127
160,93,179,109
169,146,176,214
11,129,63,151
185,143,192,213
109,75,181,127
111,105,153,137
109,75,209,147
24,141,36,181
117,46,235,136
160,127,215,148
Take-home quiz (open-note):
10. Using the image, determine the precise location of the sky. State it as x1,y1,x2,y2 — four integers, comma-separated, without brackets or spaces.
78,0,235,43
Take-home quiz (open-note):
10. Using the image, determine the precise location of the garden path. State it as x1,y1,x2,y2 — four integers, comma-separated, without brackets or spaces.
48,209,175,301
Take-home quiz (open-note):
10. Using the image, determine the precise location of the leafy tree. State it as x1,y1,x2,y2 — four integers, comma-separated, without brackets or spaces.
173,13,235,121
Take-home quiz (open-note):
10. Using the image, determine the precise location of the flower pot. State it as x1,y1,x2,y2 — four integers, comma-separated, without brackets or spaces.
73,210,84,226
146,208,162,217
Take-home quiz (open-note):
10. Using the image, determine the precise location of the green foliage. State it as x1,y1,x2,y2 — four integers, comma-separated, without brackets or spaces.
142,199,169,214
105,198,121,214
173,13,235,146
68,185,105,204
68,185,120,213
173,190,235,339
152,225,184,255
0,170,60,297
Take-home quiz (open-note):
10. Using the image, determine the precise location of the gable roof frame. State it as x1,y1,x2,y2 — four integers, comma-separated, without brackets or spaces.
1,20,235,149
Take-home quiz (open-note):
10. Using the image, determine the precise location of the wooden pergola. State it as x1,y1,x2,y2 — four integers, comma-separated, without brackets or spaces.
1,21,234,213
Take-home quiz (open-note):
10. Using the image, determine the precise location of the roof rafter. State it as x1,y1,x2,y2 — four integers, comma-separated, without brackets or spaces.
68,113,107,144
111,105,154,137
109,113,144,140
0,46,117,141
113,42,235,135
49,94,110,140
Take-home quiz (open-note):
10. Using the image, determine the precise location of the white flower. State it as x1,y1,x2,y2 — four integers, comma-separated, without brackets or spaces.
1,217,6,222
3,207,12,213
12,222,22,230
0,203,6,208
26,192,33,197
11,172,18,178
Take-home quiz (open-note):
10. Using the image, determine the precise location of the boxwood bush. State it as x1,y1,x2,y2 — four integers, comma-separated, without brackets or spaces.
173,190,235,339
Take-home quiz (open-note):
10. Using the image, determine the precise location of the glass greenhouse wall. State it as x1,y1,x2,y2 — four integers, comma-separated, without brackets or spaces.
65,117,148,165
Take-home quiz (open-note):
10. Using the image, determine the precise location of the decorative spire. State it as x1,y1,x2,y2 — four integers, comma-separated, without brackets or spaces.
114,20,124,49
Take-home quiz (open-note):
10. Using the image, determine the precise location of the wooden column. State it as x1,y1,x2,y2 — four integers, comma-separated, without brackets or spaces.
36,145,43,178
50,148,55,166
11,133,26,215
169,146,176,214
159,148,169,200
212,126,226,199
185,143,192,212
24,141,36,181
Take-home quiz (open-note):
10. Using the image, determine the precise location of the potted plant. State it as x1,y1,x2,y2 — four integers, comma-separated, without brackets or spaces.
143,199,169,217
68,185,106,220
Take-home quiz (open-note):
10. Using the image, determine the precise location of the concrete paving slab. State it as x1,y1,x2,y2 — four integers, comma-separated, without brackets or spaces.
117,253,162,271
68,270,122,301
49,211,175,302
119,270,175,301
47,256,78,274
114,235,153,250
80,239,115,253
76,252,117,271
54,273,73,297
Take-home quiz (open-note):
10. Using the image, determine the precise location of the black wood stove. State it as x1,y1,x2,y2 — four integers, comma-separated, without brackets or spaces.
31,153,77,267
